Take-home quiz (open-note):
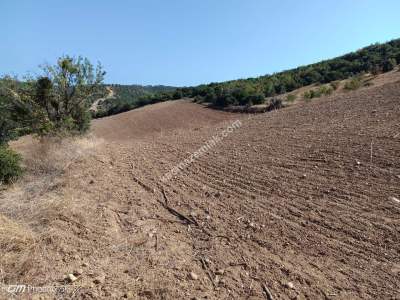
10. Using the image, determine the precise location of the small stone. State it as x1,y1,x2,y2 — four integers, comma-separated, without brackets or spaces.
82,262,89,267
284,282,295,289
67,274,78,282
93,274,105,284
356,160,361,165
73,269,83,276
389,196,400,203
124,291,134,299
302,174,307,178
89,179,94,184
190,272,199,280
215,269,225,275
215,191,222,198
215,275,220,284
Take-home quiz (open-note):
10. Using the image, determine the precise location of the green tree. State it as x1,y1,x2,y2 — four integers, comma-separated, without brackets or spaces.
0,77,34,145
381,58,397,72
37,56,106,134
172,90,183,99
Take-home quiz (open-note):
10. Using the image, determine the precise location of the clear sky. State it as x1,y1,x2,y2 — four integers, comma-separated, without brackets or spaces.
1,0,399,86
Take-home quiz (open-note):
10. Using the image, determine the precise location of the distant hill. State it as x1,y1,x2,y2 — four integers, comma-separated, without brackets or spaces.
92,84,176,118
176,38,400,107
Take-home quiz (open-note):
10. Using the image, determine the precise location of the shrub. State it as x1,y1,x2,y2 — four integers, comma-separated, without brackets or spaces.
247,93,265,105
0,84,31,144
344,77,362,91
303,85,333,100
381,58,397,72
317,85,333,96
330,81,340,90
303,90,315,100
266,98,283,111
194,95,204,103
0,146,22,184
286,94,296,102
172,90,183,99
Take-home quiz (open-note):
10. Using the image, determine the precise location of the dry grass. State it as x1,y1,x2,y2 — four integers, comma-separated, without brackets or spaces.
0,135,103,289
23,135,102,175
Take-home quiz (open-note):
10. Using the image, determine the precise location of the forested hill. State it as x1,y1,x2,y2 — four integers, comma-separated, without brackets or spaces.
94,38,400,117
176,38,400,107
92,84,176,118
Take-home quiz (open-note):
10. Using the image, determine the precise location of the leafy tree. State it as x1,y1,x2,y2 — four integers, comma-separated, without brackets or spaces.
172,90,183,99
0,78,34,144
381,58,397,72
37,56,106,134
247,93,265,105
0,96,18,145
263,81,275,97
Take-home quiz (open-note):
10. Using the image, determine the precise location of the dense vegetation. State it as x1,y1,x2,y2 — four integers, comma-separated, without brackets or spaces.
92,84,176,118
0,56,105,184
92,39,400,117
173,38,400,107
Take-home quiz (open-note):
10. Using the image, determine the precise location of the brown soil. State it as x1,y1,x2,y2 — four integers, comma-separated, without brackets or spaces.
1,74,400,299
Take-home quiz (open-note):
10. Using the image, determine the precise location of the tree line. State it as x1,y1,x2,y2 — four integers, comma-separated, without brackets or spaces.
171,38,400,107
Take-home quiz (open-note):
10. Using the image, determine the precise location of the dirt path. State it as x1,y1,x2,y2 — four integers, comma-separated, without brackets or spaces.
1,79,400,299
90,86,115,112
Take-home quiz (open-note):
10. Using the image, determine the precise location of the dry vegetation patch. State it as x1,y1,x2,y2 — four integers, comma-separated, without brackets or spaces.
0,135,103,294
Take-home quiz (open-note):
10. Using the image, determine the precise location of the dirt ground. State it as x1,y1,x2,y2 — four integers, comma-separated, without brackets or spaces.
1,73,400,299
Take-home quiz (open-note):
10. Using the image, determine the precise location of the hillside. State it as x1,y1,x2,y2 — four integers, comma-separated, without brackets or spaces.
2,71,399,299
176,38,400,107
92,84,176,118
90,39,400,118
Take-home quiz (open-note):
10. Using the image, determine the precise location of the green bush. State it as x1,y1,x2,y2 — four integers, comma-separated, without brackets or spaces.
266,98,283,111
344,77,362,91
247,93,265,105
194,95,204,103
286,94,296,102
303,85,333,100
303,90,315,100
317,85,333,96
330,81,340,90
381,58,397,72
0,146,22,184
172,90,183,99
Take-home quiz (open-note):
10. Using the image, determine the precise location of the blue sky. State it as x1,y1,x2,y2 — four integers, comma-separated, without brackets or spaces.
1,0,399,86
